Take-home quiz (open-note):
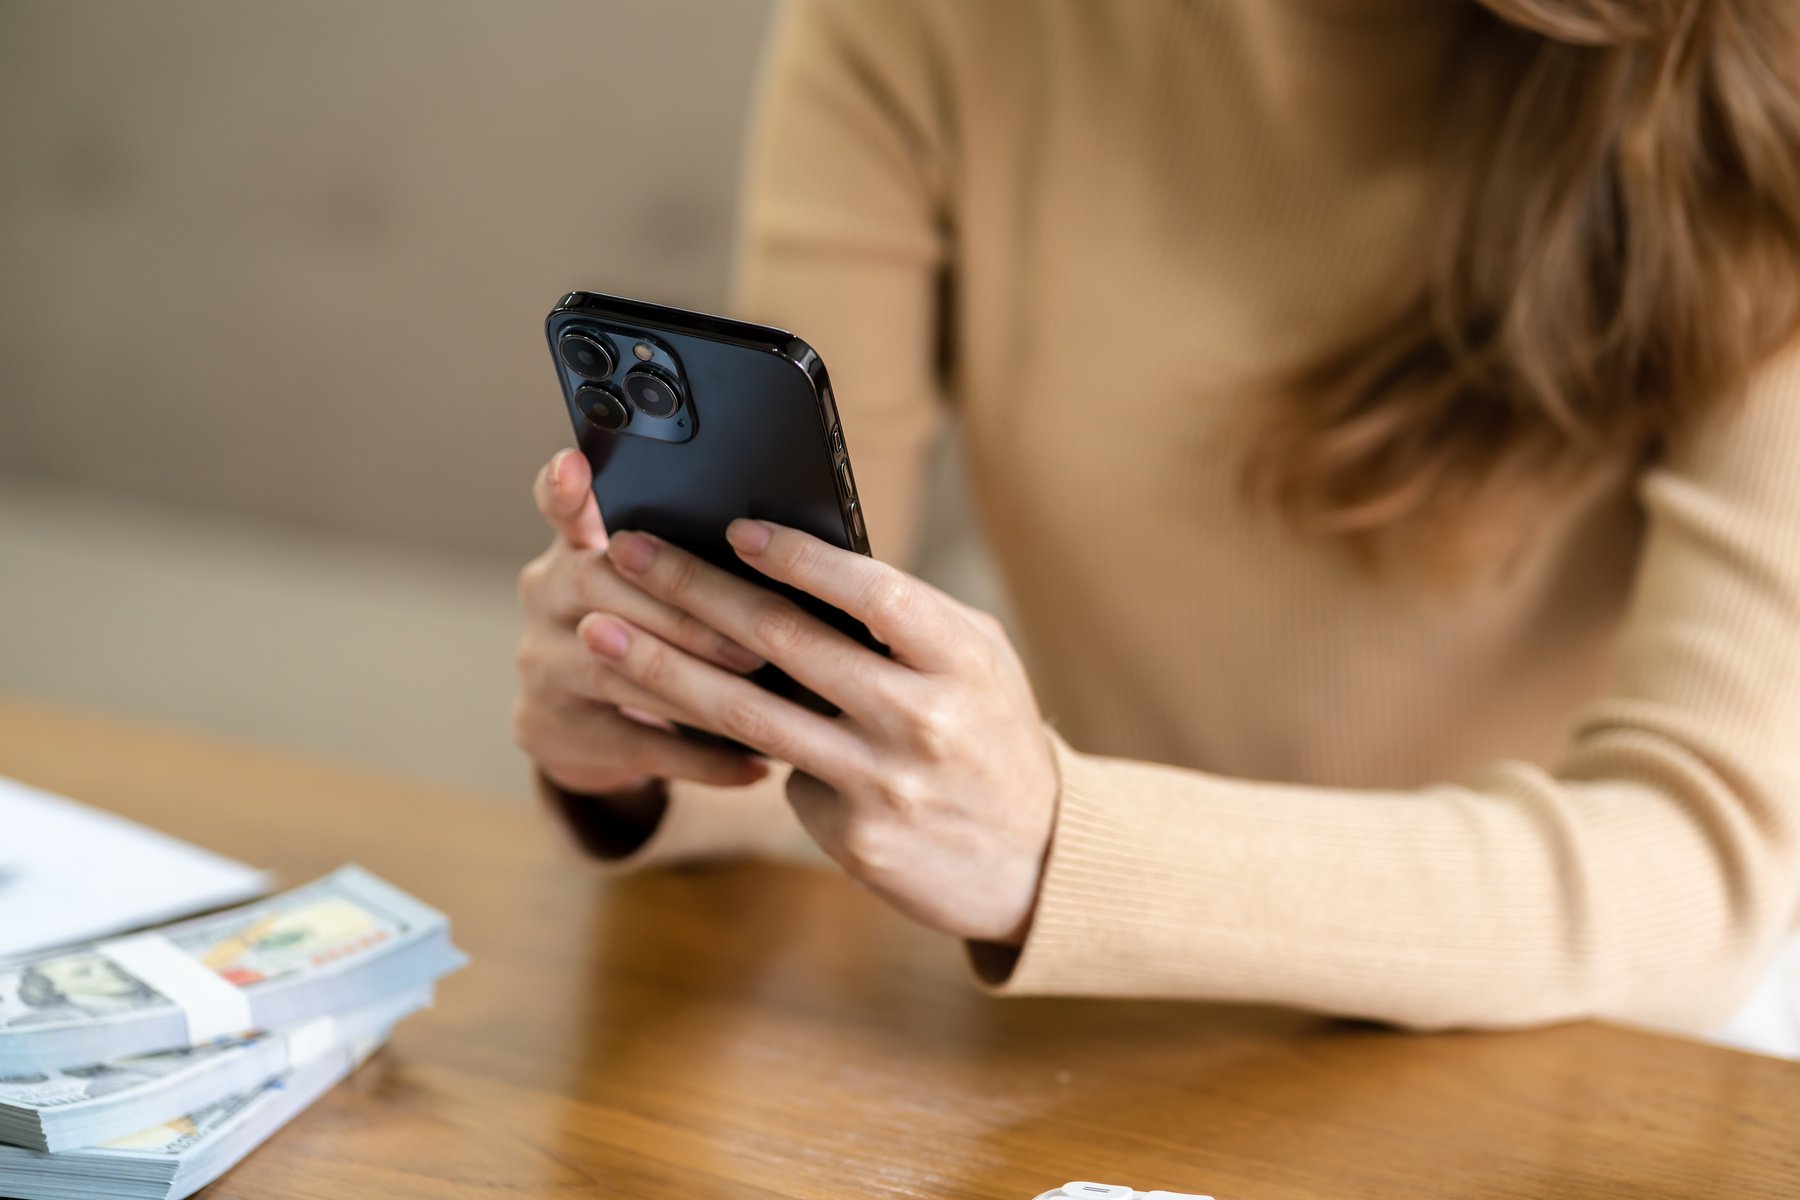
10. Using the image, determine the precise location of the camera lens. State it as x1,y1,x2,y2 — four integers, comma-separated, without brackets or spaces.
559,331,616,382
623,369,682,419
575,384,629,431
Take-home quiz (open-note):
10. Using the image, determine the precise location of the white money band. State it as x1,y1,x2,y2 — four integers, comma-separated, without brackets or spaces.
96,932,256,1045
283,1015,340,1068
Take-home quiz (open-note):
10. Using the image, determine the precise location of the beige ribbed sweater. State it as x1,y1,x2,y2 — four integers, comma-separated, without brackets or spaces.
551,0,1800,1033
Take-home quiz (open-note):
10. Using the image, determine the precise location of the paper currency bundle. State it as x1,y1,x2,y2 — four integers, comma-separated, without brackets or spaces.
0,1040,377,1200
0,866,466,1200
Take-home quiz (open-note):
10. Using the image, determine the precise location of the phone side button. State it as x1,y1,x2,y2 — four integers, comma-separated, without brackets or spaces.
830,422,844,457
840,457,866,542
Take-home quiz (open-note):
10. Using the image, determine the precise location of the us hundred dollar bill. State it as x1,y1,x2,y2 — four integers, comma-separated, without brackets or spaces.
0,1031,388,1200
0,866,464,1074
0,985,432,1152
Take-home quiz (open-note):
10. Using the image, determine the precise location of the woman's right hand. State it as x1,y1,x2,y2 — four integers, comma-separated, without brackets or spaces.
513,449,772,798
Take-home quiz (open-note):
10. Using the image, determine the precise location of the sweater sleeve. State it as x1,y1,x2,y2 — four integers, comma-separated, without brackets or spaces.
543,0,952,872
976,347,1800,1035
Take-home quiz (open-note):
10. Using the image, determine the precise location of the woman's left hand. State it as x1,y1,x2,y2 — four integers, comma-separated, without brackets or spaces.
582,518,1059,945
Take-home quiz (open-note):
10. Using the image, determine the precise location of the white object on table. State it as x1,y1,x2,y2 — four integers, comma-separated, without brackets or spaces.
0,774,271,958
1035,1186,1215,1199
1707,932,1800,1060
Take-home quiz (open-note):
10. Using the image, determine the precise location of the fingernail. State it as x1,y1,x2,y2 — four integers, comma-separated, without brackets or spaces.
552,450,578,498
726,519,771,556
609,531,659,573
718,641,764,673
580,614,632,659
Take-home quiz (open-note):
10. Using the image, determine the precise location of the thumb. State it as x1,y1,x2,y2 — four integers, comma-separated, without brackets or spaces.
533,449,607,550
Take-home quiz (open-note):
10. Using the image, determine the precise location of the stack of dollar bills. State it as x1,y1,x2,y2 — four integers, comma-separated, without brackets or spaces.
0,866,466,1199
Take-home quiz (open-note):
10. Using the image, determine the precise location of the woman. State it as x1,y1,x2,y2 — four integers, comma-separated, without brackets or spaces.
513,0,1800,1053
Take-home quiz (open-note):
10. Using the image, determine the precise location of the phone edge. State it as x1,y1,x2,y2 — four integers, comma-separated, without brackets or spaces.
548,290,870,558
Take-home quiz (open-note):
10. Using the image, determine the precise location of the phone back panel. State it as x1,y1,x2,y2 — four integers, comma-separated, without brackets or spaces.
546,292,879,706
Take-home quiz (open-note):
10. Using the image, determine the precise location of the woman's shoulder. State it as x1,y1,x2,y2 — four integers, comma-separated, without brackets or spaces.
1649,336,1800,514
775,0,1212,162
783,0,1169,81
782,0,1026,64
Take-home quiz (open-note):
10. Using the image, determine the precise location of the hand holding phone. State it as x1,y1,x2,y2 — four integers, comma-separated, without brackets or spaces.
516,447,776,802
546,291,880,723
519,293,1060,945
518,288,873,799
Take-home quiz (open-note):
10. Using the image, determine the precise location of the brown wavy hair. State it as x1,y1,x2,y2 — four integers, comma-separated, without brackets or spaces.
1243,0,1800,576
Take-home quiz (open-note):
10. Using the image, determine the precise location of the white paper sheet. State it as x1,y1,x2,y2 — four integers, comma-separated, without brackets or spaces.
0,775,272,958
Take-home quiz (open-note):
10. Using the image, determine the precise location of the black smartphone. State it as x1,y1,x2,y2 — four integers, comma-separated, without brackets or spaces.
545,290,881,723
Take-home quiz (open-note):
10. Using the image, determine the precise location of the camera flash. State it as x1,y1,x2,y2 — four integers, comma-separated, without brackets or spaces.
632,342,653,361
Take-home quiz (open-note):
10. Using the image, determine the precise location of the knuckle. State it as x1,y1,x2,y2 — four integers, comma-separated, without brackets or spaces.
630,639,669,689
751,602,812,656
510,696,542,754
514,637,559,694
719,694,777,750
848,654,897,706
863,572,917,629
667,609,715,655
657,548,701,601
839,817,898,876
875,768,933,820
971,609,1006,641
512,638,537,684
963,620,1004,674
517,555,551,608
781,533,823,577
907,696,959,760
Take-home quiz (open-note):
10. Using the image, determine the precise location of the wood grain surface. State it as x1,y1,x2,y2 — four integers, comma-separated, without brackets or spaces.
1,697,1795,1200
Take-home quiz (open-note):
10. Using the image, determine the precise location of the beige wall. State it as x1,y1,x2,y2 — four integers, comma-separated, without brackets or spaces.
0,0,776,563
0,1,1001,797
0,0,779,795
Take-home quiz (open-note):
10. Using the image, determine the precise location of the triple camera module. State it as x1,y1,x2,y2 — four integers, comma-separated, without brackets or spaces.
558,327,690,440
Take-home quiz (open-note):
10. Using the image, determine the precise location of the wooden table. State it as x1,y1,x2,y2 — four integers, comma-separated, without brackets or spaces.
1,698,1795,1199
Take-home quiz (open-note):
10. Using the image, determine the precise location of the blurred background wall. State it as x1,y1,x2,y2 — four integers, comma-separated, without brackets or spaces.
0,0,995,800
